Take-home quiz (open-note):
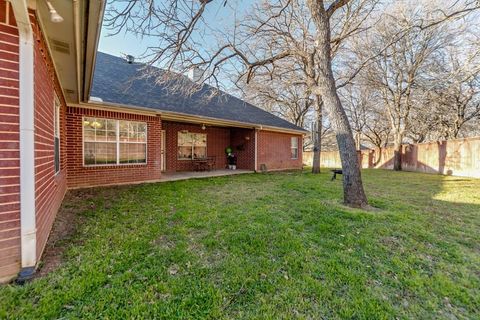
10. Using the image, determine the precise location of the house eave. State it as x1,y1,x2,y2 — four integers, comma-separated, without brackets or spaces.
72,101,307,135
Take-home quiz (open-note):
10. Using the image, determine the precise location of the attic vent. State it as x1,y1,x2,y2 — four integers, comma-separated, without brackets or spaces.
50,39,70,54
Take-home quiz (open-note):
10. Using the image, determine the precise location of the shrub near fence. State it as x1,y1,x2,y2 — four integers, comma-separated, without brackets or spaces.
304,136,480,178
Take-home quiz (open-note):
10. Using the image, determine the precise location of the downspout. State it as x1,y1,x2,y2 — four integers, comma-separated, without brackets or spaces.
10,0,37,282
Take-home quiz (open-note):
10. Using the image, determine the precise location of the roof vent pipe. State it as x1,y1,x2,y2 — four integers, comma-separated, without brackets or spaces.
125,55,135,64
89,96,103,103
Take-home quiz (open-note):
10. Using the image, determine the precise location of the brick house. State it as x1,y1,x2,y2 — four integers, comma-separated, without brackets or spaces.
0,0,305,283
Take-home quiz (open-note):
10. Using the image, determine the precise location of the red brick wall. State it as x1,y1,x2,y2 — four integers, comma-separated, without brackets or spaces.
0,0,20,282
163,121,230,171
163,123,302,172
31,11,68,261
257,130,303,171
230,128,255,170
66,107,162,188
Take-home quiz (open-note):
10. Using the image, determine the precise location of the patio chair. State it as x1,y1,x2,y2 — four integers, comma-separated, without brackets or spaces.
206,156,216,171
192,157,208,171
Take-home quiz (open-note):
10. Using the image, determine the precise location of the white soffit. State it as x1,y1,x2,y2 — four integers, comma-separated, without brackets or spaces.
34,0,79,103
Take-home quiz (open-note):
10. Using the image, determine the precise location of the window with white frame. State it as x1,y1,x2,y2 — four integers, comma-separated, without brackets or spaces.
54,96,61,173
291,136,299,159
83,117,147,166
177,132,207,160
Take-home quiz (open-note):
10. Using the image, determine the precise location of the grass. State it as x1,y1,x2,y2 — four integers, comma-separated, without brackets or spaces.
1,169,479,319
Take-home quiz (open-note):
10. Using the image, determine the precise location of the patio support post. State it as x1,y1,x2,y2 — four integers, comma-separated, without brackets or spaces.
11,0,37,283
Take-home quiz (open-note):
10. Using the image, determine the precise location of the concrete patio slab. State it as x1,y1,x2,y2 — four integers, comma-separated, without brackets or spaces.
160,170,254,182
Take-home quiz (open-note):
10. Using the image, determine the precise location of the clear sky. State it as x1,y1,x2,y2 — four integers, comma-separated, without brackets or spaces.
98,0,255,59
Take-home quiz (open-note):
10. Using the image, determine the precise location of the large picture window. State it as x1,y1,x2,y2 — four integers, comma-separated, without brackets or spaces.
177,132,207,160
291,136,299,159
83,117,147,166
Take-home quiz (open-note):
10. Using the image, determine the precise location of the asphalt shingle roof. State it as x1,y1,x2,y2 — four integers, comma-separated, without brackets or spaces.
90,52,305,132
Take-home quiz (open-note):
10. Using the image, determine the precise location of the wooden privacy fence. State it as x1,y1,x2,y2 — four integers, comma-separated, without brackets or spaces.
303,137,480,178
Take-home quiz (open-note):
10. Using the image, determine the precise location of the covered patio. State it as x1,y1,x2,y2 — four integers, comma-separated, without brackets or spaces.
162,121,257,172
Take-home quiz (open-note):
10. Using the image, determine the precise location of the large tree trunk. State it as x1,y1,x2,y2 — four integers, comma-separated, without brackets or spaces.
393,133,403,171
307,0,368,208
312,96,323,174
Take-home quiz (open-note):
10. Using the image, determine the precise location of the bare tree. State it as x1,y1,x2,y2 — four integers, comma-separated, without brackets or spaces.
341,1,480,150
354,4,452,170
363,115,391,151
341,84,372,149
429,49,480,139
242,0,371,206
243,64,314,128
341,84,392,163
237,0,378,176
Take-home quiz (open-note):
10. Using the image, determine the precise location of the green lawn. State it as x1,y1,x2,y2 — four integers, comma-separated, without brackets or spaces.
1,170,479,319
